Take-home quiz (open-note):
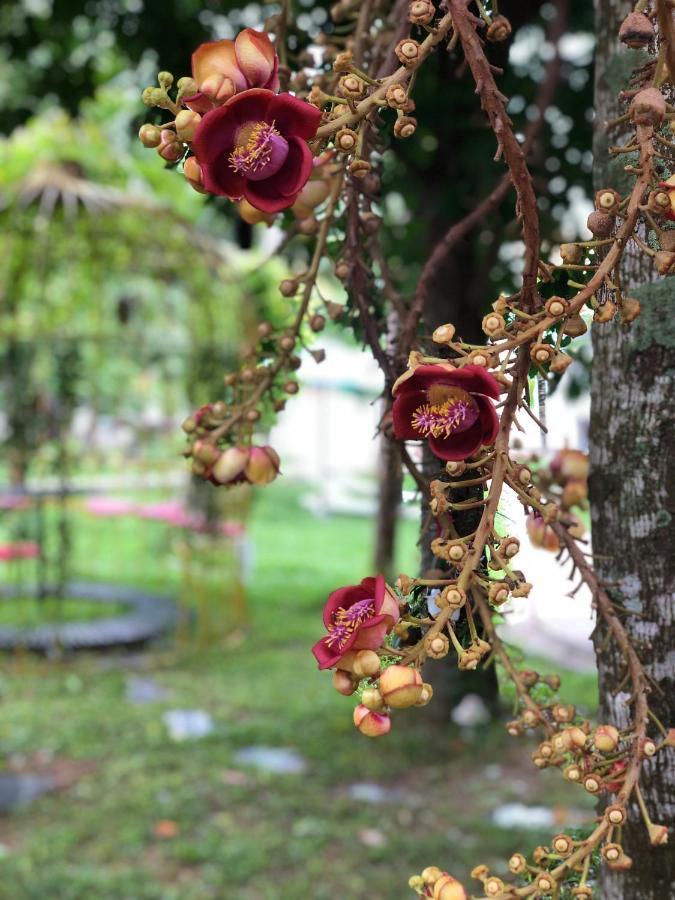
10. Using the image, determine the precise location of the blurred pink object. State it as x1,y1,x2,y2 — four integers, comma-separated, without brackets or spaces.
137,501,192,527
0,541,40,562
0,495,31,510
85,497,137,517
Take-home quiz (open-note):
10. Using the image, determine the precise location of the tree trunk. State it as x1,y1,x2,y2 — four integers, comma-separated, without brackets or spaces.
591,2,675,895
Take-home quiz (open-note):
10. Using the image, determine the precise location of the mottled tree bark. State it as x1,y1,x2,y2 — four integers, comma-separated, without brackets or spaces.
591,2,675,896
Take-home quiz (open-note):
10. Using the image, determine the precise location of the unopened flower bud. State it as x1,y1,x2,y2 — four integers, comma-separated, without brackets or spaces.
592,723,620,752
560,243,583,264
395,39,421,67
648,189,672,215
352,649,381,678
583,773,601,794
332,669,356,695
482,313,505,336
379,664,423,707
138,123,162,148
394,115,417,138
360,211,381,234
175,108,201,141
564,763,582,782
333,49,353,73
298,216,319,236
433,874,467,900
595,188,621,215
425,633,449,659
530,342,555,365
176,75,197,99
605,804,626,826
602,843,623,862
545,296,568,318
415,682,433,707
593,299,617,323
339,74,365,99
361,687,384,710
432,323,456,344
648,823,669,846
353,704,391,737
484,877,505,897
183,156,205,193
439,584,467,610
200,72,236,103
550,351,573,374
422,866,444,885
279,279,298,298
409,0,435,25
488,581,510,606
349,158,371,178
334,259,351,280
335,127,358,153
157,129,183,162
386,84,408,109
487,15,512,43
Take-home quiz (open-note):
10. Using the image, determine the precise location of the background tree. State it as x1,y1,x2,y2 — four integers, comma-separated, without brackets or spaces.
591,1,675,896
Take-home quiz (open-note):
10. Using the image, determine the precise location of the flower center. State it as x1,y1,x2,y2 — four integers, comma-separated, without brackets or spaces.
229,120,289,181
411,385,478,438
325,598,375,650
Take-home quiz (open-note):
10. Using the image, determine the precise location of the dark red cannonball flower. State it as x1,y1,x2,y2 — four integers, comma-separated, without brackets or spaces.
312,575,400,671
392,363,501,461
191,88,322,213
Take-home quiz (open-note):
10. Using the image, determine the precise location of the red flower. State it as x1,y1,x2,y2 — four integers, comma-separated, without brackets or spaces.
312,575,400,670
192,88,322,213
392,363,500,461
188,29,279,109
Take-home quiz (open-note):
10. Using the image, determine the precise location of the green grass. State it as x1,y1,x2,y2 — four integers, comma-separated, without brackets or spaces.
0,596,128,627
0,482,598,900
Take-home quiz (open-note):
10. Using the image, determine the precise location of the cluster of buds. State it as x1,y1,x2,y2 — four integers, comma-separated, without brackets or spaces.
181,404,280,486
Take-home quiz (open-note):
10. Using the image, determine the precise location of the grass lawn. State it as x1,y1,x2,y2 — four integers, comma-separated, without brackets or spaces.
0,482,597,899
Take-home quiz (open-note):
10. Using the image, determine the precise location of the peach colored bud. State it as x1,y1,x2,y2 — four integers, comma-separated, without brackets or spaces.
433,874,467,900
553,703,576,723
568,726,588,749
482,313,505,336
583,774,601,794
432,323,456,343
292,177,333,219
531,342,555,365
361,687,384,710
487,15,512,42
552,834,574,855
335,127,357,152
605,804,626,825
245,446,280,485
526,513,560,552
353,704,391,737
421,866,444,885
484,877,505,897
606,852,632,872
594,724,620,752
211,446,249,484
175,109,201,141
395,38,421,67
379,664,423,708
602,843,623,862
415,683,433,707
332,669,356,695
564,763,582,782
595,188,621,214
394,115,417,139
648,823,669,846
158,129,183,161
353,649,381,678
409,0,435,26
426,633,450,660
488,581,509,606
536,874,555,892
235,28,277,87
641,737,657,757
139,123,162,147
545,296,568,318
439,584,467,610
183,155,206,193
508,853,527,874
238,198,275,226
200,72,237,102
559,243,583,264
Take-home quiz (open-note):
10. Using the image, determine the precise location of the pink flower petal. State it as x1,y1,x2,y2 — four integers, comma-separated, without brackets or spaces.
193,104,240,164
428,420,483,461
268,92,323,140
392,389,428,440
475,394,499,445
394,364,501,400
192,39,247,93
235,29,277,88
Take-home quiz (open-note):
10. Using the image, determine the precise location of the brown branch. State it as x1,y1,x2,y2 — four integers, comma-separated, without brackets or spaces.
398,0,568,356
449,0,540,310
